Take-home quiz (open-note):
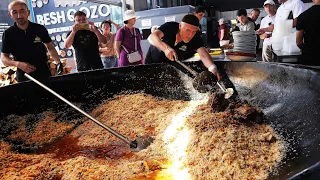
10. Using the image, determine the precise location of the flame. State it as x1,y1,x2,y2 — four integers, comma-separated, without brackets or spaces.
162,100,206,180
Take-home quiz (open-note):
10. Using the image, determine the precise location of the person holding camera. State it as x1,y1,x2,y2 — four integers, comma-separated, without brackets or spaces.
65,11,106,72
1,1,62,82
114,10,143,67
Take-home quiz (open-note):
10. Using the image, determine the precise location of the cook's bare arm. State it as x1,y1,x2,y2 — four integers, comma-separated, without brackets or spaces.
45,42,60,63
148,30,177,60
197,47,221,80
1,53,36,73
148,30,169,52
114,41,121,58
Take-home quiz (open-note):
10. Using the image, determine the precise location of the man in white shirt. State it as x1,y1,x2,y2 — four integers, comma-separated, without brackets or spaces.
256,0,305,34
259,0,277,62
276,0,304,27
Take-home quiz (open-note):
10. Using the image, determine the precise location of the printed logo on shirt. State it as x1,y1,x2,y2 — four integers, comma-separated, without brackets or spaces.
179,45,187,51
33,36,41,43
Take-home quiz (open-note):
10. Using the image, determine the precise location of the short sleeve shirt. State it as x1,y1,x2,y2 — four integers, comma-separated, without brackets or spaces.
276,0,305,21
247,17,258,30
236,20,255,32
145,22,204,64
67,30,103,71
260,15,276,45
114,26,143,66
1,21,52,82
218,24,229,40
296,5,320,56
99,32,116,57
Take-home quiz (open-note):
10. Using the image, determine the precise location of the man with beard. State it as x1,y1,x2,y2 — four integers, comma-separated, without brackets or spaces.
1,0,62,82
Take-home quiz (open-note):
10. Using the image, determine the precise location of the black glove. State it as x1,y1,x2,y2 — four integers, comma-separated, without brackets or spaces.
57,62,63,75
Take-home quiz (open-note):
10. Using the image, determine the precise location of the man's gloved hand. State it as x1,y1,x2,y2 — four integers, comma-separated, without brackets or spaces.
57,62,63,75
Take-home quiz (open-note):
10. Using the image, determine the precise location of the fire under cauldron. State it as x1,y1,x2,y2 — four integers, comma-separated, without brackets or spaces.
0,61,319,179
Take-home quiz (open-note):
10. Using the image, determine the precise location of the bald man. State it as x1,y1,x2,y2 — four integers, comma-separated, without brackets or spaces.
1,0,62,82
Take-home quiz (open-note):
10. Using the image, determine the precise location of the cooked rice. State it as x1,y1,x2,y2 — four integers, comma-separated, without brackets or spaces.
0,93,286,180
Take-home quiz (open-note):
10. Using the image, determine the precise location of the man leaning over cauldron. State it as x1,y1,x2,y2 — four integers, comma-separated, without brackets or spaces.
145,14,220,80
1,0,62,82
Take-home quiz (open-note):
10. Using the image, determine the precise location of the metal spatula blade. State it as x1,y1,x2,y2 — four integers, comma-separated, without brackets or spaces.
130,135,155,152
193,71,234,99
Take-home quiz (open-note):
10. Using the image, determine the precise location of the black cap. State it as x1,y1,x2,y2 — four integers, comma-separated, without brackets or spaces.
181,14,199,27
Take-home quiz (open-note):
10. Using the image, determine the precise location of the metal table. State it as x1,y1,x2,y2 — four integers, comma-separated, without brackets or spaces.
273,50,301,63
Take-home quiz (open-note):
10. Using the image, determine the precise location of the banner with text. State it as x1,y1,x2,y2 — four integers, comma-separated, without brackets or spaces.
29,0,123,58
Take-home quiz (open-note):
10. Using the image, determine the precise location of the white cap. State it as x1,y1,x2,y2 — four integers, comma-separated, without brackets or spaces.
264,0,275,6
123,10,140,21
218,18,224,22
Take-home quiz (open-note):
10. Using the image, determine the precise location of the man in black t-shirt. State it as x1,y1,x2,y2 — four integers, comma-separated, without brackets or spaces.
65,11,106,72
296,0,320,66
145,14,220,79
1,1,62,82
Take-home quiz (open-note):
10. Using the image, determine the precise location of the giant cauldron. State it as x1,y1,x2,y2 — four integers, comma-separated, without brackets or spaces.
0,61,319,179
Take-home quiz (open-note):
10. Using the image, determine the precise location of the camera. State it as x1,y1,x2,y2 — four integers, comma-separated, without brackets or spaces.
78,23,89,29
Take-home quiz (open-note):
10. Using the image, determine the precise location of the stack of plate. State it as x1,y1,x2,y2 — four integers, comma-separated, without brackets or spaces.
232,31,257,54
